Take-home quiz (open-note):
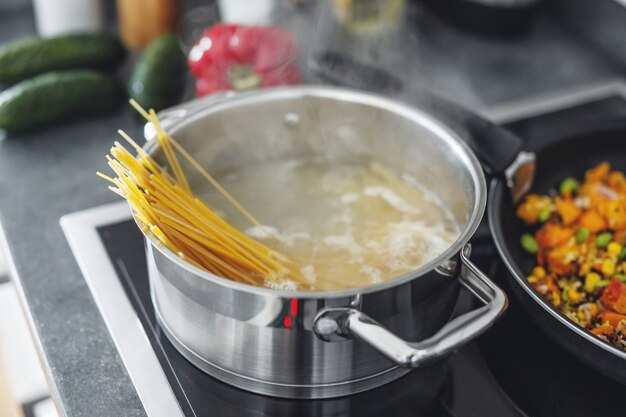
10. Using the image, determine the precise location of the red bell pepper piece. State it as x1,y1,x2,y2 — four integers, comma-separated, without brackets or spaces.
600,277,626,314
188,24,301,96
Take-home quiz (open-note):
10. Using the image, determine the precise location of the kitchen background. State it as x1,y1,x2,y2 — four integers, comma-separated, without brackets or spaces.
0,0,625,416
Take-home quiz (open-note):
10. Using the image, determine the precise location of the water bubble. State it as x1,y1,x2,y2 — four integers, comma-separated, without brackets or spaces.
284,113,300,128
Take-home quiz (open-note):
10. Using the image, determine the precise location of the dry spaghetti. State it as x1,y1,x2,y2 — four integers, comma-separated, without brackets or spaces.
98,101,307,289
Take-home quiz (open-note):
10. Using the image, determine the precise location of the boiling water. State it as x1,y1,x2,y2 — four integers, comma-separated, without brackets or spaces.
200,157,460,291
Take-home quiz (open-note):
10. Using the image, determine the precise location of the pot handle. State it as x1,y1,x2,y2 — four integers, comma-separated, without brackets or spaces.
313,245,508,368
416,94,536,202
309,51,536,202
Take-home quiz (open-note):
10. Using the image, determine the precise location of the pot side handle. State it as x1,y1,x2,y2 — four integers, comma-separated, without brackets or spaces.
313,245,508,368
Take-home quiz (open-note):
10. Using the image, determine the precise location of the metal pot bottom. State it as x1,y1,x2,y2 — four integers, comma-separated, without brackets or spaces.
154,306,410,399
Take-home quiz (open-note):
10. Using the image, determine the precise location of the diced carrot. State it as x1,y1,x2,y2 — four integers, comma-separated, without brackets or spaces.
555,198,581,225
546,245,577,275
516,194,552,225
601,278,622,305
537,249,545,267
614,297,626,315
579,183,609,210
545,276,559,292
591,324,614,337
600,278,626,314
585,162,610,183
603,200,626,230
614,230,626,244
608,171,626,193
597,311,626,327
579,210,606,234
535,224,574,250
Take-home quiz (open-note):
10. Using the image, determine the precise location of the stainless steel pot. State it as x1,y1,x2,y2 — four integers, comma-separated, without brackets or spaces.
140,86,507,399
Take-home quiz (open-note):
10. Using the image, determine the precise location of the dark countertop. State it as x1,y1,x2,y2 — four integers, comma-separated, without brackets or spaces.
0,2,624,417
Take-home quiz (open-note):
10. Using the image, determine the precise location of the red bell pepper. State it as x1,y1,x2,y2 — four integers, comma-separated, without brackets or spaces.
188,24,301,96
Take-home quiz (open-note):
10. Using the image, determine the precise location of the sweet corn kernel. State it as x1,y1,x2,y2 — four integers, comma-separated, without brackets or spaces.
568,287,584,302
527,276,538,283
608,242,622,256
580,262,592,275
602,259,616,277
585,272,601,292
532,267,546,279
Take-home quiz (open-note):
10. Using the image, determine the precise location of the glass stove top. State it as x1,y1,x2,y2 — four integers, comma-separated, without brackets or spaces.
61,82,626,417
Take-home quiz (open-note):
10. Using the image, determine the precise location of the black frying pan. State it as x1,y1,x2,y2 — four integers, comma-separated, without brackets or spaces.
309,51,626,385
489,120,626,386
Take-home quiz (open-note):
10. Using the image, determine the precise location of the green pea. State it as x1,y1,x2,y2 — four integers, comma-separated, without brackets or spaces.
576,228,590,243
521,233,539,254
619,247,626,260
596,279,611,288
613,274,626,283
538,208,551,223
559,177,579,195
596,232,613,248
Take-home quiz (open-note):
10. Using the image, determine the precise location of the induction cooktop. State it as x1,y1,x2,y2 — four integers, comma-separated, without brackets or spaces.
61,81,626,417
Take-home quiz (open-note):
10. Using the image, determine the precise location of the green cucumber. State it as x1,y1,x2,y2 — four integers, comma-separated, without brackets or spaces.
0,70,121,132
0,33,126,85
128,33,185,112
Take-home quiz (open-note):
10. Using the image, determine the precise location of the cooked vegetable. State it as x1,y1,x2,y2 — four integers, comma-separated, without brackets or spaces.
521,233,538,254
535,224,573,249
555,198,580,225
579,210,606,233
0,70,120,132
591,324,614,337
600,278,626,314
596,232,613,248
576,228,589,243
607,242,622,256
538,208,551,223
584,272,601,292
598,311,626,327
596,279,611,288
614,274,626,283
0,33,125,85
517,162,626,351
516,194,551,225
559,177,579,195
128,33,185,111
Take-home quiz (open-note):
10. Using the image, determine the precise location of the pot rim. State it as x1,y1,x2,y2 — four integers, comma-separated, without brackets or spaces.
137,85,487,299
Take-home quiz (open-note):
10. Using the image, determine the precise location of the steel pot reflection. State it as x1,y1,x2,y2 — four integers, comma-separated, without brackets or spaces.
140,86,507,398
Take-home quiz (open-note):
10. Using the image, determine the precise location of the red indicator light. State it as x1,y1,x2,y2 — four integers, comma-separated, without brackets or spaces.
290,298,298,317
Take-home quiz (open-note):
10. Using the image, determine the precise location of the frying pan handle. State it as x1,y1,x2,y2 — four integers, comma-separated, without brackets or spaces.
313,245,508,367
